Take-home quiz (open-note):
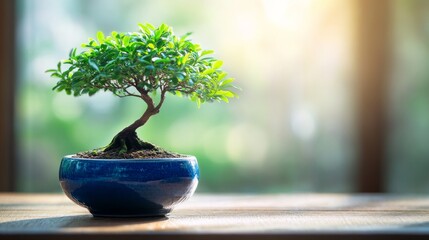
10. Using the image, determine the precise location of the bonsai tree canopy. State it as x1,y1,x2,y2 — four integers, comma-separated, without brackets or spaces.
47,23,237,156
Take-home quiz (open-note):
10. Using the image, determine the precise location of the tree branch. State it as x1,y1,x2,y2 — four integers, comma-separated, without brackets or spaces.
123,88,141,98
155,86,168,111
171,85,198,94
140,92,156,110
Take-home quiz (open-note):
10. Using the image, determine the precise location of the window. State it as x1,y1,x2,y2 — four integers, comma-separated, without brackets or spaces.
7,0,429,193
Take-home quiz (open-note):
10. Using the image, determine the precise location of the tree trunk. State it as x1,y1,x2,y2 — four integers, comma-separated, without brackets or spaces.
103,106,158,153
103,129,155,153
103,91,167,154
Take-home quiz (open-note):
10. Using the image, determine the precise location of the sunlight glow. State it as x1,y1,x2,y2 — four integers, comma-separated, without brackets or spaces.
290,107,317,141
262,0,312,30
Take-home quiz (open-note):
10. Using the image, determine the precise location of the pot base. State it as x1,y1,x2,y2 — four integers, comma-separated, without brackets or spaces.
90,210,170,218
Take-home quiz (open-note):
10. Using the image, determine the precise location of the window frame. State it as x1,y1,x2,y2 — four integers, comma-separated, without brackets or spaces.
0,0,16,191
354,0,391,192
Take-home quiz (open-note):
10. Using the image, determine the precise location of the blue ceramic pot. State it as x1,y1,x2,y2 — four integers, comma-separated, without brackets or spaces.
59,155,199,217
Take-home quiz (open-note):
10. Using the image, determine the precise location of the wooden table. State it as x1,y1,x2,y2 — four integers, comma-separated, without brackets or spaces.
1,193,429,239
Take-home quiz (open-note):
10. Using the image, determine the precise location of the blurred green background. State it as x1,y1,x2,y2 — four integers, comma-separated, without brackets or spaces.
16,0,429,193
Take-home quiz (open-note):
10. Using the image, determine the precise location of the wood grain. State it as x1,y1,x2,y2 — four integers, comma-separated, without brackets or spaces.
1,193,429,239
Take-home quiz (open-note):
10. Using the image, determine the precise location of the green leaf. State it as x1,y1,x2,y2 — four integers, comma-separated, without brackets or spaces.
88,59,99,72
219,95,229,103
147,43,155,49
220,78,234,86
175,91,183,97
212,60,223,69
154,58,171,64
155,29,163,40
201,50,214,57
216,90,235,98
138,58,151,64
50,72,61,78
145,65,155,71
181,32,192,40
53,84,64,92
97,31,105,44
217,72,227,80
138,23,151,35
123,36,130,47
88,38,98,47
181,53,189,65
146,23,156,30
88,88,98,96
69,48,77,58
176,72,185,81
196,97,202,108
202,68,215,75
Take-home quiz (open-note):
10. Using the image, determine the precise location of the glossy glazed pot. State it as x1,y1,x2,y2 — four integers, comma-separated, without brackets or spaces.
59,155,199,217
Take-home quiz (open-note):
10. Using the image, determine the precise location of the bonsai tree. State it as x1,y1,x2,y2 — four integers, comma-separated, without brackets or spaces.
47,23,237,157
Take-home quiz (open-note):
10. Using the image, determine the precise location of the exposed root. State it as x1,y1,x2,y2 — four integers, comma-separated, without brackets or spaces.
103,130,155,153
74,130,186,159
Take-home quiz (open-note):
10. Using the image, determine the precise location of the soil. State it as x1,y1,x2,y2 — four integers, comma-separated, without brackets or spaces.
74,144,187,159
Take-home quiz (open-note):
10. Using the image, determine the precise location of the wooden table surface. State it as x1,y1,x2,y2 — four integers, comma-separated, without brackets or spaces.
1,193,429,239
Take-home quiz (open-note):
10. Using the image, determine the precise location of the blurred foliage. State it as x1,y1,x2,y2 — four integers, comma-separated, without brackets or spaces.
387,0,429,193
18,0,361,192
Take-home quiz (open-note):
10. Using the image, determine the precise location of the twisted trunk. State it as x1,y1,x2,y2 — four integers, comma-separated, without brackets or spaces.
103,90,166,154
103,108,157,153
103,129,155,153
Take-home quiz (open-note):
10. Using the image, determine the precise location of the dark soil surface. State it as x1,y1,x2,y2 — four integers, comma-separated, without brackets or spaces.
74,145,187,159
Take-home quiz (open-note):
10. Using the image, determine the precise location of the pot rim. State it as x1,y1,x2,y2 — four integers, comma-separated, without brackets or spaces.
62,154,197,162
